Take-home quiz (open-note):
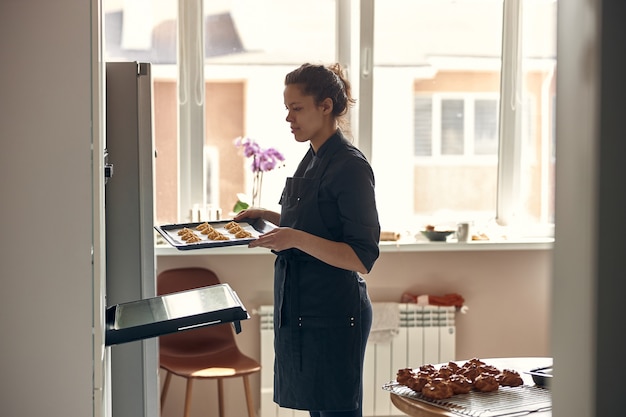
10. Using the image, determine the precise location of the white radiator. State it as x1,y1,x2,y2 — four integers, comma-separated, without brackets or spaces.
259,304,456,417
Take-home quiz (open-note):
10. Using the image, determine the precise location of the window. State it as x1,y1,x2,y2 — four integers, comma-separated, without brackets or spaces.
441,99,465,155
104,0,557,239
474,99,499,155
414,94,499,158
371,0,556,234
414,97,432,157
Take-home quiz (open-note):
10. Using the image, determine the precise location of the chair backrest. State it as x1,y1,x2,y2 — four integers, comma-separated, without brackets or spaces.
157,266,221,294
157,267,239,356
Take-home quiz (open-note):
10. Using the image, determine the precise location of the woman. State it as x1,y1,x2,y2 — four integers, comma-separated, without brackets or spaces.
235,63,380,417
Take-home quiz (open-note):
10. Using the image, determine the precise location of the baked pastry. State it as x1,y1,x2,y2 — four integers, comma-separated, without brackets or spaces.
396,368,416,385
224,221,238,230
479,364,501,376
235,229,253,238
180,230,201,243
474,374,499,392
463,358,486,368
448,374,473,394
406,372,431,392
196,222,210,230
397,358,525,400
435,364,455,380
421,378,453,400
460,364,481,382
419,364,436,375
200,225,216,234
497,369,524,387
178,227,192,235
204,229,218,239
178,228,200,242
446,361,461,373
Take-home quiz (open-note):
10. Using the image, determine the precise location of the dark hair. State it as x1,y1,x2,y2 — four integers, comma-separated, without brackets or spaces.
285,63,356,132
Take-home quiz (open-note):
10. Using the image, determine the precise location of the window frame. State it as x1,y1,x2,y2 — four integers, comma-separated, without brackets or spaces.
171,0,554,235
496,0,523,227
413,92,500,162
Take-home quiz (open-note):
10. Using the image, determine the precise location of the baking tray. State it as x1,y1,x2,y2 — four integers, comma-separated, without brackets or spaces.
155,217,276,250
383,381,551,417
105,283,249,346
525,365,553,388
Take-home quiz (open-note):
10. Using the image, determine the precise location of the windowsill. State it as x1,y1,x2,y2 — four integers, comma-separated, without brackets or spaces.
155,237,553,256
378,237,554,252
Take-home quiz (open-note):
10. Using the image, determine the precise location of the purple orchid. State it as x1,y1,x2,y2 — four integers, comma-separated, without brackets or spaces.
234,137,285,207
234,137,285,173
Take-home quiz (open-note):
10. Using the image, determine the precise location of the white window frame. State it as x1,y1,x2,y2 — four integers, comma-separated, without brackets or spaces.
173,0,553,234
177,0,206,222
496,0,523,226
414,92,500,163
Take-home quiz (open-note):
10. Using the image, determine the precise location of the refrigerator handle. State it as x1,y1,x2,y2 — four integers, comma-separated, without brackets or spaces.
104,149,114,184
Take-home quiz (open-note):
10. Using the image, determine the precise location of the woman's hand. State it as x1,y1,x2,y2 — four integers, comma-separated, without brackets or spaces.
233,208,264,221
234,208,281,227
248,227,299,251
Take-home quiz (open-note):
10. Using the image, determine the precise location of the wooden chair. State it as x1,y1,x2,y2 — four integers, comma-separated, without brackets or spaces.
158,267,261,417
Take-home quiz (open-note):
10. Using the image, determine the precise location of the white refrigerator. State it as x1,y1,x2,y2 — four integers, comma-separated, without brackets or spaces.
102,61,251,417
104,61,159,417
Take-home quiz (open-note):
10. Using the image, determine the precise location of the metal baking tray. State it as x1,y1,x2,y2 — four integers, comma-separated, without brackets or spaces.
155,217,276,250
105,283,249,346
383,381,551,417
526,365,553,388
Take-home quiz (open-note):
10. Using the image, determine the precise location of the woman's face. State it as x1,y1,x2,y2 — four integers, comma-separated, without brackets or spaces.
284,84,333,148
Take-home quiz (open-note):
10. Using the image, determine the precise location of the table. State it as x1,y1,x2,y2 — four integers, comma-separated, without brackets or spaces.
389,357,552,417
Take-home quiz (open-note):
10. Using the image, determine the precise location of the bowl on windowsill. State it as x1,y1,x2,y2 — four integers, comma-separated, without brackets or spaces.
420,230,455,242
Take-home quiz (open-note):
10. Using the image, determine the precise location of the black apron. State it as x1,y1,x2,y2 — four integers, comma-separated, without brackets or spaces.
273,139,366,411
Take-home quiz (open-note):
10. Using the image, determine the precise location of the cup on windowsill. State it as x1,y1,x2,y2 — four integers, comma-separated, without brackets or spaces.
456,222,471,242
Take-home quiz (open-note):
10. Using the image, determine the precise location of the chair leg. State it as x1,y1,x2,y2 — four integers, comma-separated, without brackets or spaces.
217,378,225,417
243,375,256,417
183,378,193,417
161,371,172,410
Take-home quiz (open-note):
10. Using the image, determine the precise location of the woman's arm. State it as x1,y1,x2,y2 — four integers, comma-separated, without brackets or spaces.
248,227,369,274
292,230,369,274
235,208,367,272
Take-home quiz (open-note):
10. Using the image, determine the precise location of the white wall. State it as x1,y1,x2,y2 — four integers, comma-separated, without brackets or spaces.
0,1,99,417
